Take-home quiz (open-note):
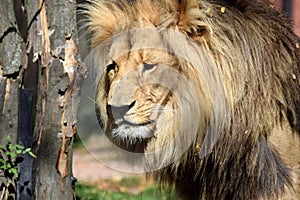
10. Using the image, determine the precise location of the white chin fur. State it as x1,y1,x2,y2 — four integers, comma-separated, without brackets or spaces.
111,124,154,144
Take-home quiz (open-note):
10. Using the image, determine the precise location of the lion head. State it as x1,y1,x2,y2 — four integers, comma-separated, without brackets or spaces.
83,0,218,161
92,28,215,164
83,0,300,199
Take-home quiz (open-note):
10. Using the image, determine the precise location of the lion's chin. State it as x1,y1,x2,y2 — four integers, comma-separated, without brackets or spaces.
111,119,156,147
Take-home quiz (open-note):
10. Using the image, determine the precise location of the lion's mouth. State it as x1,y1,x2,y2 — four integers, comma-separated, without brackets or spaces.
114,118,154,127
106,118,155,153
106,104,157,146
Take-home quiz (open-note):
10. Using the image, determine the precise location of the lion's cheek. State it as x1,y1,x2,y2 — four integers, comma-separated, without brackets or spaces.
152,112,177,143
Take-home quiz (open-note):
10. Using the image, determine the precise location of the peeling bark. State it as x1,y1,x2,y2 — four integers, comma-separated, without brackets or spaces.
0,0,83,199
32,0,82,199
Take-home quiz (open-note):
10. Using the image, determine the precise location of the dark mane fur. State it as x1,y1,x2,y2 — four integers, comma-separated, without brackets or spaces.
153,1,300,199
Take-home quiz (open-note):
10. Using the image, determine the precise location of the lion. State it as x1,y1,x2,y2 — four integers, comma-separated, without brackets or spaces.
83,0,300,199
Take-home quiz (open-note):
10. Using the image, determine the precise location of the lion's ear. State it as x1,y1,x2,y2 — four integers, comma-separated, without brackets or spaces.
167,0,201,34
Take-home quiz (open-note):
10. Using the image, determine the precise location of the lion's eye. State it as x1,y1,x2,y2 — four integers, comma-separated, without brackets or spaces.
107,62,117,73
107,62,117,80
143,63,156,72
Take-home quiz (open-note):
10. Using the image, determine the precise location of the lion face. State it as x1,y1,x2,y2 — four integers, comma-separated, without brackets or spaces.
94,27,191,149
104,49,179,144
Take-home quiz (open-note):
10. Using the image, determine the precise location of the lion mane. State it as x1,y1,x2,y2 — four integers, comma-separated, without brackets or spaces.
83,0,300,199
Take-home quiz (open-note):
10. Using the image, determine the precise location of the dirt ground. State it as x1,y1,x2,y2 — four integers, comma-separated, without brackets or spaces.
73,148,142,182
72,135,144,183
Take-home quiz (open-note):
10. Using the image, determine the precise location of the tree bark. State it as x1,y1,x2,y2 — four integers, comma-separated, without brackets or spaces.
0,0,83,199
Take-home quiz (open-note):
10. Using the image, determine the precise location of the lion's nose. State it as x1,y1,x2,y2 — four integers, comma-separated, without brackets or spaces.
108,101,136,118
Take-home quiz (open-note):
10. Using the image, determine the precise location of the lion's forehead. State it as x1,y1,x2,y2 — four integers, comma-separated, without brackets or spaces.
108,29,162,56
107,29,183,62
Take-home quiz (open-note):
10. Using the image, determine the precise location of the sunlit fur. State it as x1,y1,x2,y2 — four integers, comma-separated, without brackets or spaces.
84,0,300,199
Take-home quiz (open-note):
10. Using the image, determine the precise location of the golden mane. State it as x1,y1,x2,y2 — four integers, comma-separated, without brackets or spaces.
84,0,206,46
84,0,300,199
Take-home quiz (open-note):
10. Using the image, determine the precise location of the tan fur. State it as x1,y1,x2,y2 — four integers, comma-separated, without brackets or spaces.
84,0,300,199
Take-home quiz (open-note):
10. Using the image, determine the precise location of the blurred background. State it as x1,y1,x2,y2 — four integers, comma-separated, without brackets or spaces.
267,0,300,37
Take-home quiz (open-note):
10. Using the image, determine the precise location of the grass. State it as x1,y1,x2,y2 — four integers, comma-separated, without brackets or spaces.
75,177,175,200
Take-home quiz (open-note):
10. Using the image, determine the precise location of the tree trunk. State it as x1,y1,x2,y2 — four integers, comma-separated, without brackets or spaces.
0,0,83,199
